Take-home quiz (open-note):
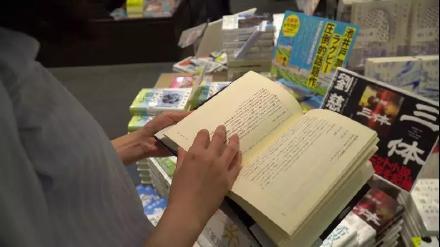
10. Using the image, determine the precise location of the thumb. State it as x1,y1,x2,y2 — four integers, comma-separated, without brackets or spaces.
175,147,186,173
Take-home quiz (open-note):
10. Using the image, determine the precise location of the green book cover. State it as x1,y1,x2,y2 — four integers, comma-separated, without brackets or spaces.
154,157,177,178
128,115,154,132
129,88,192,115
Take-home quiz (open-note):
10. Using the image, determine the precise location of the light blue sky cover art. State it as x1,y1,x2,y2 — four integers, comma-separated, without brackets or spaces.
276,11,359,71
273,11,359,109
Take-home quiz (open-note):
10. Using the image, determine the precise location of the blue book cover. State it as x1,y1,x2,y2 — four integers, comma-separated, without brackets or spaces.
272,11,359,109
136,185,161,208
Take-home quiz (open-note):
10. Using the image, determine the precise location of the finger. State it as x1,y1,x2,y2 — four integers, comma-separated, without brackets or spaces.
228,152,243,186
192,129,210,149
145,111,191,135
144,143,170,157
175,147,186,173
162,111,191,122
221,134,240,165
209,125,227,155
228,150,242,171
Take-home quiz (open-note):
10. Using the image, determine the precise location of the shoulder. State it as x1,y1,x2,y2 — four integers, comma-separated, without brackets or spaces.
0,27,40,89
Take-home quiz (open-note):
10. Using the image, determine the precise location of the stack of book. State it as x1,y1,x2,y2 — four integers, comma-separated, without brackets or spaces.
189,81,231,109
136,185,166,226
127,115,155,185
197,202,261,247
128,115,154,133
136,159,152,185
129,88,192,115
147,157,176,197
222,13,275,80
173,56,226,74
321,187,404,247
365,55,439,102
128,87,191,185
398,179,439,247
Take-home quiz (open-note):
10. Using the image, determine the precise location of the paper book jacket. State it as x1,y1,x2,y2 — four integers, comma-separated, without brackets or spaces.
321,187,404,247
322,68,439,191
271,11,359,110
352,188,403,233
365,56,439,102
349,0,412,69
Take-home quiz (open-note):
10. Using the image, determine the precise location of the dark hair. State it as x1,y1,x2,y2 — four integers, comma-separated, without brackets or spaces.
0,0,92,41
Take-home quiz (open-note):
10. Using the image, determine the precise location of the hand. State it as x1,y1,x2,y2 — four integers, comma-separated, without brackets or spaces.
139,111,191,157
168,125,242,229
112,111,189,165
145,125,242,247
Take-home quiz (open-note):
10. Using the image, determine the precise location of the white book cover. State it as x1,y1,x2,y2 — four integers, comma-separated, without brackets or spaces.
320,218,359,247
408,0,439,55
344,212,376,246
419,56,439,101
198,209,260,247
349,0,412,69
365,55,439,101
365,56,422,93
411,179,439,234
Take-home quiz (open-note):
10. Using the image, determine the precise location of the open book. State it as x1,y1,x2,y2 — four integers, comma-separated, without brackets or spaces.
155,71,378,246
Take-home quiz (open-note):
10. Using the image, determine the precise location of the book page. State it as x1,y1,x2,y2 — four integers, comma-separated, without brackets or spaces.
163,71,303,153
232,109,377,235
230,161,375,247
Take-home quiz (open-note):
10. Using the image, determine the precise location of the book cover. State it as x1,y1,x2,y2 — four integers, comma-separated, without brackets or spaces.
365,56,422,95
408,0,439,56
129,88,192,115
144,198,167,226
173,56,225,74
173,57,199,73
178,22,207,48
352,188,403,234
365,55,439,102
419,56,439,101
198,204,260,247
411,179,439,234
169,76,194,88
136,184,161,208
322,187,404,247
411,236,440,247
189,82,231,109
349,0,412,69
322,68,439,191
154,157,177,178
272,11,359,109
136,184,170,226
223,13,274,80
128,115,154,132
